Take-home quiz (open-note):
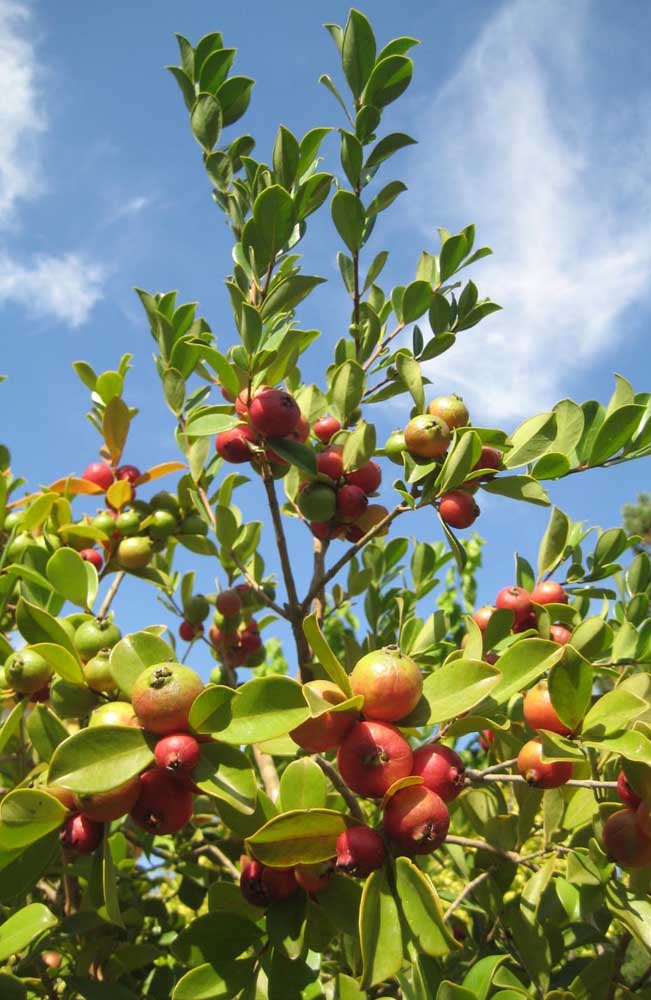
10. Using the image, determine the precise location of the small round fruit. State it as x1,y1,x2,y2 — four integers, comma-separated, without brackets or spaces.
427,394,470,430
290,679,358,753
92,510,117,535
439,490,480,529
74,618,122,661
335,826,386,877
131,663,204,735
130,768,194,834
603,808,651,868
495,586,532,627
514,611,538,634
74,777,141,822
523,682,572,736
150,491,181,517
88,701,137,728
383,786,450,856
82,462,114,492
209,664,226,685
179,513,208,536
297,482,337,522
184,594,210,625
84,650,116,694
412,743,466,802
317,445,344,481
287,413,310,443
117,536,153,570
154,732,201,778
240,858,298,907
115,510,141,537
473,606,494,631
355,504,390,539
531,580,568,605
351,646,422,723
550,624,572,645
216,589,242,618
384,429,406,464
60,814,103,854
314,416,341,444
148,510,178,540
179,620,201,642
294,861,333,894
216,424,257,463
618,771,642,809
404,414,451,459
345,461,382,495
517,739,573,789
337,720,413,799
80,548,103,572
336,484,368,523
240,630,262,655
472,446,502,474
5,649,53,694
116,464,141,485
42,951,62,970
249,388,301,438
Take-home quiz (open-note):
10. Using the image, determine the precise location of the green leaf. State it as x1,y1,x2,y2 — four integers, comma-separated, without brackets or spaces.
102,397,131,465
303,612,353,696
436,431,481,495
588,404,645,465
184,408,237,438
409,659,500,726
280,758,327,811
331,190,365,252
253,185,296,262
605,881,651,954
16,598,79,660
401,280,433,323
359,868,403,987
102,829,124,928
531,452,570,480
246,808,350,866
0,903,57,961
439,234,467,282
0,790,67,850
297,126,333,176
264,437,317,475
194,742,257,814
362,54,413,108
328,359,365,423
48,726,154,795
504,412,557,468
0,832,60,905
199,47,235,95
395,857,458,956
342,9,376,97
342,421,376,472
365,180,407,221
109,631,175,699
436,985,476,1000
364,133,416,178
46,548,89,608
259,274,325,320
294,173,333,221
481,475,550,506
189,685,235,734
191,93,222,152
218,77,254,127
340,129,363,187
174,912,262,967
205,676,310,744
163,368,186,416
583,730,651,766
581,689,647,739
462,955,509,1000
0,701,26,754
26,705,68,762
537,507,570,579
548,648,592,732
490,638,564,706
172,959,255,1000
551,398,584,455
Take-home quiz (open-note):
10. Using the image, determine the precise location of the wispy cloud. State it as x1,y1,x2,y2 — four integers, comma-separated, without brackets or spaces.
106,194,154,224
0,252,104,327
406,0,651,423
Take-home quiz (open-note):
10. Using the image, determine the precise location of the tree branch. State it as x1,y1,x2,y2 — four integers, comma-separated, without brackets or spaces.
252,744,280,802
193,843,240,880
465,769,618,790
363,322,405,373
97,571,125,619
444,865,498,921
314,755,365,823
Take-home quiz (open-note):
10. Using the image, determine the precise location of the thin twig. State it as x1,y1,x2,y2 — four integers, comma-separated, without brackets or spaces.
193,843,240,880
228,548,288,619
97,571,126,619
444,865,497,921
466,770,618,790
445,835,520,864
314,755,365,823
472,757,518,776
363,322,405,373
252,745,280,802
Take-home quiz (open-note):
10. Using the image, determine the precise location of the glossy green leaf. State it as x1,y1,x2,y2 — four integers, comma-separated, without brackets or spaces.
548,648,593,732
48,726,154,794
280,758,327,812
504,412,556,468
537,507,570,580
583,730,651,766
218,76,254,127
328,359,365,422
102,396,131,465
413,659,500,725
489,638,564,705
173,913,263,967
109,631,176,699
191,92,222,152
253,185,296,261
0,700,26,754
26,704,68,762
364,132,416,177
246,808,350,866
481,475,550,506
194,742,257,814
436,985,475,1000
30,642,85,685
184,408,238,437
331,190,365,252
207,676,310,744
359,868,403,987
0,832,60,905
16,598,79,659
581,689,647,738
462,954,509,1000
395,857,458,956
0,790,67,850
189,685,235,734
264,437,317,475
172,958,255,1000
342,9,376,97
436,431,481,496
259,274,325,320
605,881,651,953
0,903,57,961
395,353,424,411
362,54,413,108
588,404,645,466
46,548,89,607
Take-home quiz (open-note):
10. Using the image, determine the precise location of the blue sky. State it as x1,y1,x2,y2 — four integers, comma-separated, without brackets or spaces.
1,1,650,674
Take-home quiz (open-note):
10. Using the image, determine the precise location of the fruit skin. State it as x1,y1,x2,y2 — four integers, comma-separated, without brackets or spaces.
404,414,451,459
184,594,210,625
216,589,242,618
148,510,178,540
617,771,642,809
209,665,226,685
130,768,194,834
116,464,141,485
93,510,117,535
636,801,651,840
479,729,494,751
517,739,573,789
215,424,257,463
384,429,406,464
603,808,651,868
88,701,137,728
180,513,208,536
249,388,301,438
60,814,103,854
150,491,181,517
294,861,333,894
74,618,122,661
427,394,470,430
80,548,103,572
74,777,141,822
179,620,201,642
412,743,466,802
345,461,382,495
531,581,568,605
314,416,341,444
84,650,117,694
473,606,495,632
472,446,502,475
82,462,114,492
5,649,53,694
523,682,573,737
240,857,298,907
383,785,450,856
337,720,413,799
495,586,532,627
317,445,344,481
297,482,337,522
355,504,390,538
350,646,423,723
131,663,204,735
335,826,386,877
438,490,480,529
116,509,141,536
550,624,572,645
117,536,153,570
336,484,368,523
154,732,201,777
290,679,358,753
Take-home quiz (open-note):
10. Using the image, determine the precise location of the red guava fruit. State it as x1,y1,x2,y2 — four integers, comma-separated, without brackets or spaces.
404,414,451,459
60,814,103,854
216,589,242,618
314,416,341,444
550,624,572,645
337,720,413,799
603,808,651,868
618,771,642,808
531,580,568,605
215,424,257,463
116,464,141,485
82,462,114,492
427,394,470,430
523,682,573,736
80,548,103,572
294,861,333,894
495,586,532,627
290,679,358,752
336,484,368,523
472,606,495,631
317,445,344,481
154,732,201,778
344,460,382,495
479,729,494,751
438,490,480,529
179,620,201,641
130,768,194,834
350,646,422,722
131,663,204,735
383,785,450,856
335,826,387,877
249,388,301,437
240,857,298,907
471,446,503,476
412,743,466,802
517,739,573,789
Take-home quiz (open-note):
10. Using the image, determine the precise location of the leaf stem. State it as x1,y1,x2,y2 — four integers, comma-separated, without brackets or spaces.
314,755,365,823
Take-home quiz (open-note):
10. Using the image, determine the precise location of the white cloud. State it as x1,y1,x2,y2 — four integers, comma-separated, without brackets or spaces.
106,194,153,224
406,0,651,423
0,0,104,327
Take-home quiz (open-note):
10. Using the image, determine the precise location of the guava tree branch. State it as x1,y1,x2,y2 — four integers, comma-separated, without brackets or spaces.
444,864,497,921
314,755,365,823
193,842,240,880
363,321,405,373
252,744,280,802
97,571,126,619
466,769,617,790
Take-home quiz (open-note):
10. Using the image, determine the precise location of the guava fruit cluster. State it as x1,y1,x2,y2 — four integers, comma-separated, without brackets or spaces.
207,585,266,675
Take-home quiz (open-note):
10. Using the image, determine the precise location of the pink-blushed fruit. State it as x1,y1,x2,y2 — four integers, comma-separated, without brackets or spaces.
297,482,337,522
345,461,382,495
514,611,538,634
80,548,103,572
240,857,298,907
603,808,651,868
130,768,194,834
74,777,141,823
215,424,257,463
439,490,480,529
116,464,141,485
179,620,202,642
131,663,204,735
412,743,466,802
404,414,451,459
249,388,301,438
291,679,358,753
335,826,387,877
317,445,344,481
427,394,470,430
314,416,341,444
287,414,310,443
235,384,268,418
523,682,573,736
351,646,422,723
473,606,495,631
60,814,103,854
337,721,413,799
517,739,573,789
550,624,572,645
618,771,642,809
216,589,242,618
531,580,568,605
82,462,114,492
154,732,201,777
355,504,390,538
383,785,450,856
336,484,368,523
496,586,532,627
239,630,262,655
471,446,502,475
294,861,333,894
42,952,62,969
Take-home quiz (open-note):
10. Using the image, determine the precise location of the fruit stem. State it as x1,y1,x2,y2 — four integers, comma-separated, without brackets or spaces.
314,755,365,823
97,571,126,619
